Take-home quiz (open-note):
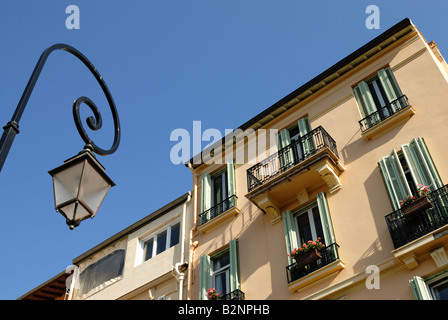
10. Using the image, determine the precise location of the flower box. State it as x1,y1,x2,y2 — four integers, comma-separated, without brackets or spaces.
295,248,322,268
401,196,433,218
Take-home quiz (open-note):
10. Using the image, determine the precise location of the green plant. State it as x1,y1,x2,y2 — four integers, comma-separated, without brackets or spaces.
288,238,325,260
400,184,431,207
400,195,416,207
206,287,221,300
417,184,430,197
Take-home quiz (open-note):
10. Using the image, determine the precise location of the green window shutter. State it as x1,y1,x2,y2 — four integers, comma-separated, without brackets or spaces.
199,254,211,300
410,276,432,300
297,116,315,156
358,81,378,116
378,150,412,210
317,192,337,259
297,116,312,136
229,239,240,293
277,129,294,170
201,173,212,223
401,138,443,192
384,67,403,97
282,210,298,265
354,81,380,128
356,81,378,115
401,143,424,188
414,137,443,189
276,129,290,149
353,86,368,119
385,67,405,109
377,68,400,112
227,159,236,207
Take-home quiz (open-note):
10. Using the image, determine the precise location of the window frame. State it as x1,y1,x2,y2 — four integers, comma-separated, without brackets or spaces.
199,239,240,300
366,74,389,113
411,271,448,300
293,202,325,247
278,116,314,168
138,221,181,264
283,192,337,266
210,167,229,209
210,249,231,296
379,137,444,211
429,276,448,300
354,66,408,134
200,159,237,227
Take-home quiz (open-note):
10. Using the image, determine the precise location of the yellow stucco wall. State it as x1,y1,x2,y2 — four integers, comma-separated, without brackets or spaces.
188,26,448,300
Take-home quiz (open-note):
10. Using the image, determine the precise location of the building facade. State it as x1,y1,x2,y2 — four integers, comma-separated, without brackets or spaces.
186,18,448,300
71,192,192,300
19,18,448,300
20,193,193,301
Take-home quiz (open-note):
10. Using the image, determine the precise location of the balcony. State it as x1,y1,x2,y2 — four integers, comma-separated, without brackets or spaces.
198,195,239,233
285,243,344,292
385,185,448,250
246,126,344,224
220,289,245,300
359,95,415,140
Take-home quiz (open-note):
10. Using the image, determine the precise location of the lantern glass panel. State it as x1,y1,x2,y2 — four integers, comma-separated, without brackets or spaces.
59,201,91,224
52,161,84,208
79,162,111,215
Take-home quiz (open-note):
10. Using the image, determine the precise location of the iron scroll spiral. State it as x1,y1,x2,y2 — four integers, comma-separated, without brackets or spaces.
12,43,120,156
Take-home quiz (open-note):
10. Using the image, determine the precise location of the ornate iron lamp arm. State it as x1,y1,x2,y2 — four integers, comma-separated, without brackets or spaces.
0,43,121,172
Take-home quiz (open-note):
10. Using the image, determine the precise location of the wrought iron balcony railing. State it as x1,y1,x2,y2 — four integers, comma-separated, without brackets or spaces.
285,243,340,284
220,289,245,300
359,95,410,132
199,195,237,226
246,126,339,192
385,185,448,249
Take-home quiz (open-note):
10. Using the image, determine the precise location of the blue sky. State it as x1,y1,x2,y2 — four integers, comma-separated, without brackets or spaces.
1,1,448,300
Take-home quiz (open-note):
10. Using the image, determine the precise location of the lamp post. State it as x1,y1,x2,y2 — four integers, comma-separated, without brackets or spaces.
0,44,121,229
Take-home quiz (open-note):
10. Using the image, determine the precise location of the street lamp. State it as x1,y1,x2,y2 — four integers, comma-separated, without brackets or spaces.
0,44,121,229
49,146,115,230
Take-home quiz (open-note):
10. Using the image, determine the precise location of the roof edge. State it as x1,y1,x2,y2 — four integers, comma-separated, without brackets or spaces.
72,192,191,264
185,17,415,169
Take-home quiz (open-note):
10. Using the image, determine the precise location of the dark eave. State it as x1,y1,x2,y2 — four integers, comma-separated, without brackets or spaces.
18,270,68,300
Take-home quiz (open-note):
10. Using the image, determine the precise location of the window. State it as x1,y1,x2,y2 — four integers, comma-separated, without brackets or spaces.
354,67,408,131
211,169,229,213
294,205,325,247
283,193,343,287
410,273,448,300
144,238,154,261
283,192,337,265
379,137,443,211
211,250,231,297
170,222,180,247
199,239,240,300
277,116,315,170
79,249,125,296
143,222,180,261
430,278,448,300
156,230,167,255
200,159,236,225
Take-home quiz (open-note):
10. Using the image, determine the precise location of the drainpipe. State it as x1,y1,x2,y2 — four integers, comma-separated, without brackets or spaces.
173,191,191,300
65,264,79,300
186,163,199,300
